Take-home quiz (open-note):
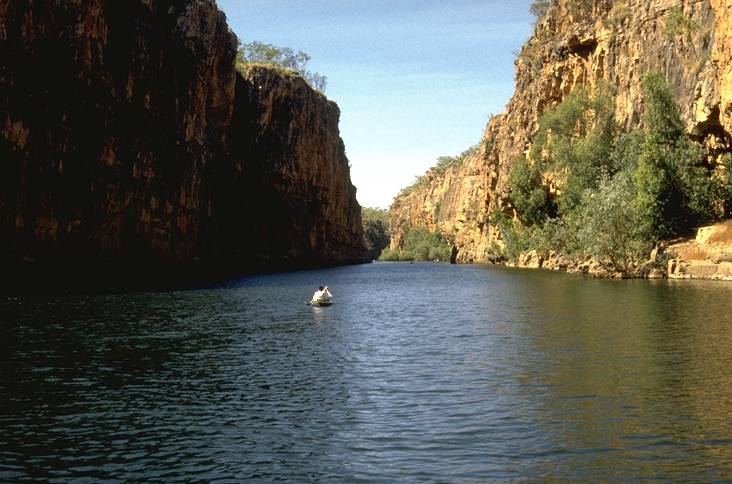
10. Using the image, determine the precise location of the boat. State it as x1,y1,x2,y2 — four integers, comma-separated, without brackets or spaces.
310,297,334,307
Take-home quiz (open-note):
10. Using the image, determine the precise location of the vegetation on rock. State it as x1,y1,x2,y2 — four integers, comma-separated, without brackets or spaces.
529,0,551,21
398,145,477,197
236,40,327,93
380,227,451,262
362,207,390,260
503,72,726,275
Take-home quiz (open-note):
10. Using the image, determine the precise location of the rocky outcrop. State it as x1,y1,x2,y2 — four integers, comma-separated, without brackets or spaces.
389,0,731,265
667,220,732,280
0,0,366,285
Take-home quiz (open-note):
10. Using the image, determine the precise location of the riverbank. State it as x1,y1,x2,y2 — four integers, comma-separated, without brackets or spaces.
500,220,732,282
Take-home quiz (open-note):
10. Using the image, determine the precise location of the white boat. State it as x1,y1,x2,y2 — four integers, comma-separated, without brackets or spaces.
310,297,334,307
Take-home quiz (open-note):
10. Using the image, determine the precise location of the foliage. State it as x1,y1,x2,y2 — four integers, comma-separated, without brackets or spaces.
632,72,719,242
722,154,732,217
567,0,593,12
517,40,544,75
529,217,575,257
664,7,697,41
572,173,651,274
508,155,553,225
640,72,684,143
362,207,390,260
529,83,618,214
604,1,631,29
497,71,725,275
236,41,327,93
529,0,551,20
379,226,451,262
397,145,478,198
378,248,401,261
490,210,532,261
433,145,478,174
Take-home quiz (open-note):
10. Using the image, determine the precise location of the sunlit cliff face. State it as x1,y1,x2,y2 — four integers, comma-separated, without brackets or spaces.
389,0,730,264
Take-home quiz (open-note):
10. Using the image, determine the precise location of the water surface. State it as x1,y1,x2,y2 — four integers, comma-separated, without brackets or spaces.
2,263,732,481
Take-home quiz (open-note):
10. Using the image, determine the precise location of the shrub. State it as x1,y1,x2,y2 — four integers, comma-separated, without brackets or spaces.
402,227,451,261
664,6,697,41
633,72,719,241
378,248,401,261
530,83,617,214
573,173,651,274
490,210,532,261
362,207,390,260
529,0,551,20
236,40,327,93
378,226,451,262
508,155,552,225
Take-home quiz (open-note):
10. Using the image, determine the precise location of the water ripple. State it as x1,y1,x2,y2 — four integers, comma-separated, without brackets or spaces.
2,263,732,481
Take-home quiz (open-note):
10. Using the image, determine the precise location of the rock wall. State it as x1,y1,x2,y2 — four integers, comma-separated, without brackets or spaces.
390,0,731,264
213,66,366,266
0,0,366,284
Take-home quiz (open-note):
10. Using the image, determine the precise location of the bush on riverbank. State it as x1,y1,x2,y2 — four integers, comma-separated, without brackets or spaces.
503,72,726,275
379,226,451,262
362,207,390,260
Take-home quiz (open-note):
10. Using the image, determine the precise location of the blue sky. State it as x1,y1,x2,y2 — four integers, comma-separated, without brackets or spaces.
216,0,535,208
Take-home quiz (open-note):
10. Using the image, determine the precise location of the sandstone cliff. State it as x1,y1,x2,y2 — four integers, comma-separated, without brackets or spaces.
0,0,366,286
389,0,731,264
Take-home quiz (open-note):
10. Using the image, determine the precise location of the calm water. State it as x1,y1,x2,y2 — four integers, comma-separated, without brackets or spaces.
2,262,732,481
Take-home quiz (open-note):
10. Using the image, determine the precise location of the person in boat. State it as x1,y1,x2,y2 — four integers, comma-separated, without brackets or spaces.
311,285,333,304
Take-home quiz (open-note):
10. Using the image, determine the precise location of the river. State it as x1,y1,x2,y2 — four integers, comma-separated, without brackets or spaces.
2,262,732,481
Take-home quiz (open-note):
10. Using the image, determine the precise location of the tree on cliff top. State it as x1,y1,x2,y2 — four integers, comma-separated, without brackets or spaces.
529,0,551,20
236,40,327,93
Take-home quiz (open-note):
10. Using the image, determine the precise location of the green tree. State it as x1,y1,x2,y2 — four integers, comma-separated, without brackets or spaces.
362,207,390,260
529,84,617,214
640,72,683,143
402,227,451,261
572,173,650,274
236,41,327,93
633,72,719,241
722,154,732,216
490,209,532,261
664,6,697,41
379,226,451,262
508,155,553,225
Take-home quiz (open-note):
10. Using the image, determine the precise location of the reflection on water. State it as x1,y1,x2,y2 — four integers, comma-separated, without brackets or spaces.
1,263,732,481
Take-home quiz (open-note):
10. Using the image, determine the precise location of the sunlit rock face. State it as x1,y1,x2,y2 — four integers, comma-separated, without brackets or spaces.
0,0,366,277
389,0,730,264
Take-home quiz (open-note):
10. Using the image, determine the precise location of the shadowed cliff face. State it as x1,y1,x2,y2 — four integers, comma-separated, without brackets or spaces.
212,66,366,266
390,0,730,263
0,0,366,283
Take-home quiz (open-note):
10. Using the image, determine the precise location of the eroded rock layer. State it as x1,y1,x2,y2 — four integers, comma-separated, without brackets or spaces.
390,0,731,264
0,0,366,284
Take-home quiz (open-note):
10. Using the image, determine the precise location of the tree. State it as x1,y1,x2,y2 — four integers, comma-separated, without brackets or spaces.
379,226,451,261
508,155,553,226
573,173,650,274
236,41,327,93
529,83,617,214
633,72,719,242
362,207,390,260
640,71,683,143
529,0,551,20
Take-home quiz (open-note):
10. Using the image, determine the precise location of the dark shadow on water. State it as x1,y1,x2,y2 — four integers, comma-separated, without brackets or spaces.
0,260,371,296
